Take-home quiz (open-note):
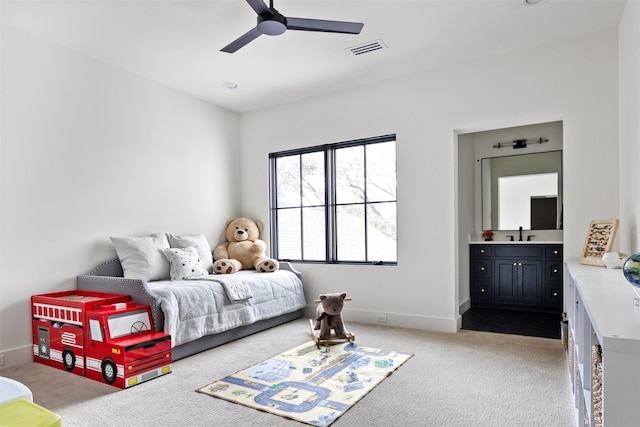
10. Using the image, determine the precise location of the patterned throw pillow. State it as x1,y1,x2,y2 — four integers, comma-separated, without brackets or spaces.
163,246,208,280
166,233,214,273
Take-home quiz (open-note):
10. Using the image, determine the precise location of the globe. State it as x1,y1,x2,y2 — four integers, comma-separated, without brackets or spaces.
623,253,640,287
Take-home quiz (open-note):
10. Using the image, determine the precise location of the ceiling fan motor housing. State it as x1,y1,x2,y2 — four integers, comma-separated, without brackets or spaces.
257,11,287,35
220,0,363,53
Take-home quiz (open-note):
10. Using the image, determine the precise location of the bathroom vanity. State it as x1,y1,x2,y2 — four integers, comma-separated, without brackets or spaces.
469,242,563,312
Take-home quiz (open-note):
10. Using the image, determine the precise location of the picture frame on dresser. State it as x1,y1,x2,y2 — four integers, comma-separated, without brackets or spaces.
580,219,619,266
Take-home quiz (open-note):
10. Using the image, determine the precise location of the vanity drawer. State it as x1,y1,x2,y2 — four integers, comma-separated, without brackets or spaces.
545,246,563,259
544,283,562,307
471,245,492,258
472,260,492,279
473,281,492,301
494,245,543,258
545,261,562,282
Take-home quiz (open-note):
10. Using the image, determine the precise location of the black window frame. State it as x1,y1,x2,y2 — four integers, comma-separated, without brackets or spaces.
268,134,397,265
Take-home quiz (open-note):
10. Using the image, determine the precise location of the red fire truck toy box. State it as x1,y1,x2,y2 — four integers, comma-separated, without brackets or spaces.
32,290,172,388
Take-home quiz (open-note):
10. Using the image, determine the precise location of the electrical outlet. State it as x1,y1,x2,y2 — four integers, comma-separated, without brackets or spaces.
375,314,387,323
0,354,5,366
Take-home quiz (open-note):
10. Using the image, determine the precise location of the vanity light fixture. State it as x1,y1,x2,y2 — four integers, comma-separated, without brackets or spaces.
493,137,548,149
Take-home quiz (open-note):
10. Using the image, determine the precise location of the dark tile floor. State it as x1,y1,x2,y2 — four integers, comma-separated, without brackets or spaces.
462,307,562,339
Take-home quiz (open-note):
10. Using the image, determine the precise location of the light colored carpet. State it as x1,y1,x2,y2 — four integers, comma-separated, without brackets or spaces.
0,319,575,426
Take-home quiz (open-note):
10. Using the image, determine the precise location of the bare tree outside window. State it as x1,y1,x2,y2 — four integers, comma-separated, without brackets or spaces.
269,135,397,264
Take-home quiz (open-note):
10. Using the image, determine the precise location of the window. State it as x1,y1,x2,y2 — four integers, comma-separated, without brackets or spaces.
269,135,397,264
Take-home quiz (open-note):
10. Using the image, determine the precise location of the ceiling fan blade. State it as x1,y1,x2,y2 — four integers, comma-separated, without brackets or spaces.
221,27,262,53
286,17,363,34
246,0,270,16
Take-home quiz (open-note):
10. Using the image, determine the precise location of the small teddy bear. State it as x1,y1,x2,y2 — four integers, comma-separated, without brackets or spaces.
213,217,279,274
314,292,349,340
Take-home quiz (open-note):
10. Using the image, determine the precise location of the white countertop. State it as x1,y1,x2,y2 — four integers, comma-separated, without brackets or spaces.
469,240,563,244
566,260,640,353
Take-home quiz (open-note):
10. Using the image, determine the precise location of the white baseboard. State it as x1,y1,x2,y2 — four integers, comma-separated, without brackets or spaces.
0,345,33,370
459,298,471,314
304,305,458,333
3,305,464,370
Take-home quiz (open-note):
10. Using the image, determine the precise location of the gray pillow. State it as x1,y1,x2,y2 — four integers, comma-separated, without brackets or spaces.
110,232,171,281
166,233,214,273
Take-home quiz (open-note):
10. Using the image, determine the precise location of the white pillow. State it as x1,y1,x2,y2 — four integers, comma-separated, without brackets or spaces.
163,246,208,280
166,233,214,273
110,232,170,281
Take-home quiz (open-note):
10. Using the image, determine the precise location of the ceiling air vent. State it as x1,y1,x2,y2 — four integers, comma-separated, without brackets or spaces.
347,39,387,56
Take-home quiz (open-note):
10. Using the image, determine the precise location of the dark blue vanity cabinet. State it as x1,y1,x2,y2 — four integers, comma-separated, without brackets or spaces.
470,244,562,312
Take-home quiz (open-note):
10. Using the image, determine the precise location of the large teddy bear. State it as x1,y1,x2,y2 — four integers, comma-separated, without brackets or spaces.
212,217,279,274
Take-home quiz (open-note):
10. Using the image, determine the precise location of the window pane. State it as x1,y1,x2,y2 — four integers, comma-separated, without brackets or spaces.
270,135,397,265
276,156,300,208
336,146,364,204
367,202,397,262
302,207,325,260
277,208,301,259
366,141,397,202
301,152,325,206
336,205,365,261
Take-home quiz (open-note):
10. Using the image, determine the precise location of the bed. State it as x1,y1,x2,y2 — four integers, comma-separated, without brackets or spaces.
77,259,306,360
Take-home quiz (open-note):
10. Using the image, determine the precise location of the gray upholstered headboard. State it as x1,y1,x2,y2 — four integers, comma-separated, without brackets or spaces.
88,259,125,277
77,260,164,331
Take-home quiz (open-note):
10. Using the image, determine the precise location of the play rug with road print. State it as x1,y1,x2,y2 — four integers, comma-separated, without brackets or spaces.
196,340,413,426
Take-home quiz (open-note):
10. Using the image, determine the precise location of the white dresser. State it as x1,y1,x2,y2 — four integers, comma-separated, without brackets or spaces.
565,260,640,426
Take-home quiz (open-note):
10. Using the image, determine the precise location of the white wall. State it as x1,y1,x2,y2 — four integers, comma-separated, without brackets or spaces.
0,26,241,366
619,1,640,254
241,29,619,332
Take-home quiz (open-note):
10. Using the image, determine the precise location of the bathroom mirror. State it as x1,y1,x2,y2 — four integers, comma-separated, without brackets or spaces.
481,151,562,231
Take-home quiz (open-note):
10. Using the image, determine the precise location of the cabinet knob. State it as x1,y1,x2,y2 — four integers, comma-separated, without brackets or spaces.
553,291,558,297
518,262,522,266
554,250,558,254
481,288,486,293
480,267,485,271
553,268,558,273
513,262,517,266
480,249,485,254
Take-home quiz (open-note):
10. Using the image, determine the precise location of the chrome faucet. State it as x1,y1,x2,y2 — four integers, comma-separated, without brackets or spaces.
519,226,523,241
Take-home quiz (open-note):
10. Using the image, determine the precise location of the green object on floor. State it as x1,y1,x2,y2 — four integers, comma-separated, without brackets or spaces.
0,398,61,427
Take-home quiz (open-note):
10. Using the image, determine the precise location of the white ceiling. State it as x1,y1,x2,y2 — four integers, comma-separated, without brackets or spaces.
2,0,627,113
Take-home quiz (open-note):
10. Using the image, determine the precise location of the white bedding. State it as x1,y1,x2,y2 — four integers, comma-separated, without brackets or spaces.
147,270,305,347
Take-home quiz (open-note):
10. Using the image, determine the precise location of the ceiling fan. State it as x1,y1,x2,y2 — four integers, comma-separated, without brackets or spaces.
221,0,364,53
